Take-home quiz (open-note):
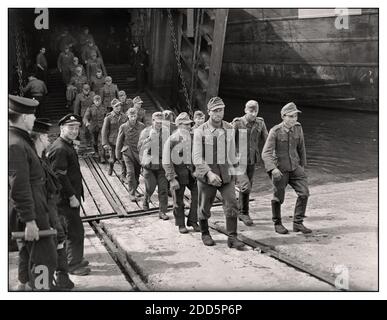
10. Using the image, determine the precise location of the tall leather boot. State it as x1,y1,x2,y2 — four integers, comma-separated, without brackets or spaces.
120,162,127,183
142,195,150,210
293,196,312,233
239,192,253,226
271,200,288,234
199,219,215,246
108,162,114,176
226,216,245,250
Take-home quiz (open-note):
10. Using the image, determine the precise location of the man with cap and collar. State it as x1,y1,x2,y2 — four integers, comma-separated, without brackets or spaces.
132,95,146,124
22,73,48,118
232,100,268,226
101,76,119,113
8,95,58,290
30,119,75,289
162,112,200,234
192,97,245,250
192,110,206,131
162,110,177,133
262,102,311,234
118,90,134,114
101,98,128,177
57,46,75,86
46,114,91,276
116,107,146,201
138,111,170,219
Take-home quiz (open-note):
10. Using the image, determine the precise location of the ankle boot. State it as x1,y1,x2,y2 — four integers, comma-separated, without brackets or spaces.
199,220,215,246
293,222,312,234
226,217,245,250
272,200,288,234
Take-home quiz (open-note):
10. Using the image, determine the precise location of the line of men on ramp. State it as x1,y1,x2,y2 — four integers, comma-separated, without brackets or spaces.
8,94,311,291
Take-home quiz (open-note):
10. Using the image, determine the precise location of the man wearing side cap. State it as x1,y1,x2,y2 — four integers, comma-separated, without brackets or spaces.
192,97,245,250
8,95,57,290
116,107,145,200
101,76,119,113
232,100,268,226
162,112,200,234
101,98,128,177
262,102,312,234
30,119,75,289
132,95,146,124
47,114,90,276
118,90,134,114
138,111,170,219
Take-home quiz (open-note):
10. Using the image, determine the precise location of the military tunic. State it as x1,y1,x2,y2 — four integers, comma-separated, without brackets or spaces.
162,130,198,226
261,122,309,223
47,137,85,268
116,120,146,195
84,103,107,158
192,120,239,219
9,126,57,288
101,83,119,112
101,111,128,165
232,115,268,215
138,125,170,213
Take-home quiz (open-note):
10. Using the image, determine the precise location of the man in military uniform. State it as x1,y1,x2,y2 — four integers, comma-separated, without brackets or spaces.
30,119,74,289
118,90,134,114
261,102,312,234
192,97,245,250
36,47,48,84
22,73,48,118
116,107,145,200
9,95,57,290
132,43,147,93
138,112,170,219
192,110,205,130
101,98,128,177
232,100,268,226
47,114,91,276
162,112,200,234
132,95,146,124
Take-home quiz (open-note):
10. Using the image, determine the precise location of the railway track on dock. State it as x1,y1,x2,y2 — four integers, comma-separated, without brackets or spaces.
79,155,345,291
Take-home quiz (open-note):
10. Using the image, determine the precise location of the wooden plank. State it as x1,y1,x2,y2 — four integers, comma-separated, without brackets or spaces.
79,158,114,215
94,160,139,212
206,9,228,103
81,181,100,216
84,157,127,217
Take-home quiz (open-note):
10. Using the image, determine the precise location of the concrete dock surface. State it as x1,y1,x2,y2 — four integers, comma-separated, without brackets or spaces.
8,178,377,291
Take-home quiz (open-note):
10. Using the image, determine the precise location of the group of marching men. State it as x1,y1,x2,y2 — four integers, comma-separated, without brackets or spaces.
9,93,312,291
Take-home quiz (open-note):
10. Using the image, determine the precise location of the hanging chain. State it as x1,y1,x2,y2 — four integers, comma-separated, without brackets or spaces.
14,21,24,96
167,9,193,117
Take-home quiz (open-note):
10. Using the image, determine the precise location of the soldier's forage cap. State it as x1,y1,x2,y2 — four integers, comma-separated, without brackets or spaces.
152,112,164,123
132,96,143,104
281,102,302,116
93,95,101,100
245,100,259,110
111,98,122,108
127,107,138,116
58,114,82,126
9,95,38,114
75,66,83,71
118,90,126,96
32,118,52,134
132,43,139,48
193,110,205,119
175,112,193,126
207,97,225,111
105,76,112,82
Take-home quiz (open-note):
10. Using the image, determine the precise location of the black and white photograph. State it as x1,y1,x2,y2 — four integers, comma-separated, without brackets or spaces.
5,4,380,295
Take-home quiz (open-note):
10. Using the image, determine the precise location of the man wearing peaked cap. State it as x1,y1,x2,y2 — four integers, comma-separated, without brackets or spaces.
115,107,146,201
192,96,245,250
46,113,91,276
262,102,311,235
30,118,76,289
9,95,58,290
101,98,128,177
163,112,200,234
231,99,268,226
138,111,170,220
